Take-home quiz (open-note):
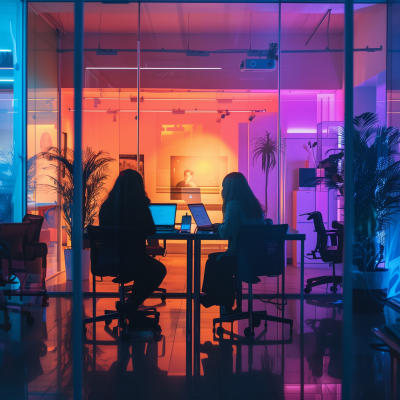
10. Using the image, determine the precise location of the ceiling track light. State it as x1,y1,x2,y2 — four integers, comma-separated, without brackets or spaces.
69,108,266,114
86,67,221,70
83,97,272,102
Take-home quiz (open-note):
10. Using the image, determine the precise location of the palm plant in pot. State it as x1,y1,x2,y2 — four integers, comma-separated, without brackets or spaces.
320,112,400,311
252,131,278,217
37,146,114,280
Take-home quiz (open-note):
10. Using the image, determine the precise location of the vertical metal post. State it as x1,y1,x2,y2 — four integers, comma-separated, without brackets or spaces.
137,5,140,172
277,3,282,299
343,0,354,399
22,0,28,219
186,239,193,378
193,239,201,378
72,1,84,399
277,3,281,225
57,36,62,272
300,238,304,400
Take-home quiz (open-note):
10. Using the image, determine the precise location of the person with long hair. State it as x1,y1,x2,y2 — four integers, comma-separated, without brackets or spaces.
99,169,166,313
200,172,265,310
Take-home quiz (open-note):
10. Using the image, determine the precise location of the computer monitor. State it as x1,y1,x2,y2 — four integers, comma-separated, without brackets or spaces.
149,203,177,229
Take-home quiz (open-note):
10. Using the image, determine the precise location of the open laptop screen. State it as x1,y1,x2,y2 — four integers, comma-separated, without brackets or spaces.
149,204,177,227
188,204,212,227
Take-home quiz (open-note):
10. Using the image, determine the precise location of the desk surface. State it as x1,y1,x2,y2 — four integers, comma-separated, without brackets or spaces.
148,230,305,241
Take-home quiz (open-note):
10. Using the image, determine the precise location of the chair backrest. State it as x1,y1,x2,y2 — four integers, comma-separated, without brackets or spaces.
0,222,30,260
306,211,328,252
236,224,288,283
23,214,44,243
87,225,143,278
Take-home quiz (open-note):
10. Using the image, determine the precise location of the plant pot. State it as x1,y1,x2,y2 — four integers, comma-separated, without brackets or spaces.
64,249,90,281
352,268,389,313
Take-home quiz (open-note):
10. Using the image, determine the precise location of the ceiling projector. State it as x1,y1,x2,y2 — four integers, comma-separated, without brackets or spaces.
240,59,276,71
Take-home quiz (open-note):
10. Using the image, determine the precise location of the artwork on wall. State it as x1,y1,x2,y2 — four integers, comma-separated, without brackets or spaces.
119,154,144,180
170,156,227,201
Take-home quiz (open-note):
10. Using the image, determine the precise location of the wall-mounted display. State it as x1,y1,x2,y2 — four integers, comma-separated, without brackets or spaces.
170,156,227,201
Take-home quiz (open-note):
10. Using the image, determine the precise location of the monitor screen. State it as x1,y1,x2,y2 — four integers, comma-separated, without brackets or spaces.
149,204,176,226
188,204,212,227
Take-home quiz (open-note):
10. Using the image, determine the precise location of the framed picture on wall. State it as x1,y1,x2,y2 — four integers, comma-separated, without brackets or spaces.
119,154,145,180
169,156,227,201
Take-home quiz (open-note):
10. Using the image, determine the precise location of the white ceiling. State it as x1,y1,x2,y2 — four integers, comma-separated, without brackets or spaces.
30,2,377,35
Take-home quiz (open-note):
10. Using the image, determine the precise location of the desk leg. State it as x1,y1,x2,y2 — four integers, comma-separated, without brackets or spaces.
92,274,96,371
392,355,397,400
300,238,304,400
186,240,193,378
193,240,201,378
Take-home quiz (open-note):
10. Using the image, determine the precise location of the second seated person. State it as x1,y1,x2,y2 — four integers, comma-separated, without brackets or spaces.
99,169,167,314
200,172,266,311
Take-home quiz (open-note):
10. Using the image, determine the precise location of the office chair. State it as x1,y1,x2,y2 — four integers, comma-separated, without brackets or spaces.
213,224,293,338
84,225,162,342
146,239,167,301
22,214,49,306
0,222,35,329
302,211,343,294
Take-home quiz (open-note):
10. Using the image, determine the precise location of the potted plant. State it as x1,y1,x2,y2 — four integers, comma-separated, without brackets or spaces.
37,146,114,280
320,113,400,312
252,131,278,217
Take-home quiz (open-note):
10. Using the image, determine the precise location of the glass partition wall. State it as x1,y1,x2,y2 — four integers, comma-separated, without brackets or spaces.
24,2,387,302
0,0,24,224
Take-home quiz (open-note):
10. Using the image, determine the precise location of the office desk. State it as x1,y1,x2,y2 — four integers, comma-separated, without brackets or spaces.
148,230,305,377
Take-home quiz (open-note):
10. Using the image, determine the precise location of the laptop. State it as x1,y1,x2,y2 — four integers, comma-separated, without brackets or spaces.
149,203,177,231
187,203,220,232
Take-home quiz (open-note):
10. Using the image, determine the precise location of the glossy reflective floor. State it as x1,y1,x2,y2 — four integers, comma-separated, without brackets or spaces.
0,256,397,400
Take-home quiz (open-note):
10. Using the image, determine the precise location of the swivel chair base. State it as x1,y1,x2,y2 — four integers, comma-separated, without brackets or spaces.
212,284,293,339
304,275,342,293
213,310,293,338
83,284,162,342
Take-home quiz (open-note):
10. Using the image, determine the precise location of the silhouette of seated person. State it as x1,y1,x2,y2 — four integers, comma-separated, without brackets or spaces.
99,169,167,315
200,172,266,311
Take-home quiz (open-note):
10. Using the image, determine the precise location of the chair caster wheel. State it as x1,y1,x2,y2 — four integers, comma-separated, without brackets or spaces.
304,288,312,294
121,333,130,342
330,286,338,293
26,316,35,325
161,295,166,301
252,318,261,328
105,319,112,326
244,327,254,338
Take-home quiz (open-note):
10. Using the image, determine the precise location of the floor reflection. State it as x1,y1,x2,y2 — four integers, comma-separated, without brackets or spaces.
0,294,396,399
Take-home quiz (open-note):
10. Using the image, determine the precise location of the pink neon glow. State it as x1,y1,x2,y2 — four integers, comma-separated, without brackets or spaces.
287,128,317,134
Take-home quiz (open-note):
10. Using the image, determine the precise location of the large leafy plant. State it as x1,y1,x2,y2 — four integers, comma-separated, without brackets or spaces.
37,147,114,242
321,113,400,271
